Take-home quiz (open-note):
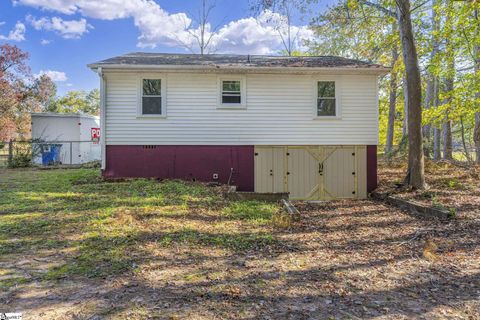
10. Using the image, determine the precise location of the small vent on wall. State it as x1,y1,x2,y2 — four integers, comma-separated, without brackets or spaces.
142,145,157,149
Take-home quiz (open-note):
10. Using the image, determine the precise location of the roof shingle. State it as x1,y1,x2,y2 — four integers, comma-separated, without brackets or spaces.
88,52,388,70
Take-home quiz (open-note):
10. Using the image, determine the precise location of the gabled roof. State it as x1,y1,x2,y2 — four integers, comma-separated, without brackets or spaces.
88,52,389,73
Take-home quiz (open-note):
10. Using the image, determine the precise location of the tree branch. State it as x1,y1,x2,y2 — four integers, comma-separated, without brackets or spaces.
357,0,396,18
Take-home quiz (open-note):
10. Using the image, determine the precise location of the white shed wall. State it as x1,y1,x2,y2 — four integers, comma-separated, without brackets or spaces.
31,114,101,165
104,72,379,145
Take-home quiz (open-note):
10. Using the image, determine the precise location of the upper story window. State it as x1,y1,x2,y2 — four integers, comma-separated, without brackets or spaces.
142,79,162,114
217,76,246,109
317,81,336,117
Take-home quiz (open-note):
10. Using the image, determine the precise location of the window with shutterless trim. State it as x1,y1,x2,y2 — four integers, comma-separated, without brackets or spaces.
316,81,336,117
217,76,246,109
137,76,167,117
222,80,241,104
142,79,162,115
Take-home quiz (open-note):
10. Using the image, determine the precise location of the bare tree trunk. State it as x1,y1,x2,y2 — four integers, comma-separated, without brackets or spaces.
402,78,408,137
442,32,455,160
460,117,472,163
433,127,441,159
423,75,433,158
423,0,440,158
475,112,480,163
474,10,480,163
442,121,453,159
385,43,399,155
432,76,441,160
397,0,425,188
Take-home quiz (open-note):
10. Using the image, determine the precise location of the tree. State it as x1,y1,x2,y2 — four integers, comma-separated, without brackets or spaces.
385,24,399,155
0,44,35,140
328,0,426,188
46,89,99,116
253,0,307,56
177,0,220,55
396,0,425,188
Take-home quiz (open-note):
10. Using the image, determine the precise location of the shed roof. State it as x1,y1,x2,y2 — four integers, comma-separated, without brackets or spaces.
31,112,99,120
88,52,389,73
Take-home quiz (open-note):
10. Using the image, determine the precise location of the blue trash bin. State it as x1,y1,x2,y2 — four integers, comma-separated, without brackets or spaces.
41,144,62,165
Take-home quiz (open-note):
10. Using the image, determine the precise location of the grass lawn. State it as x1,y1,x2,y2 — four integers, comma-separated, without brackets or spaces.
0,167,479,319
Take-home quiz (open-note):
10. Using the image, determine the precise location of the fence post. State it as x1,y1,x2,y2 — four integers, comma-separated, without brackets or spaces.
8,140,13,166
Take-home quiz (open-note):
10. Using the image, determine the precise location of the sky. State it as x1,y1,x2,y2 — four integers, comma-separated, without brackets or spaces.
0,0,333,95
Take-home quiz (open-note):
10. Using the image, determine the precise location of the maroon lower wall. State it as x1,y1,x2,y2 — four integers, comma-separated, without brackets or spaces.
366,145,378,193
104,144,378,195
103,145,255,191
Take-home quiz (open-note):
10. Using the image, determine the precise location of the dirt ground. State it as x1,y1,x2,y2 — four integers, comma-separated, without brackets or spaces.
377,159,480,219
1,167,479,319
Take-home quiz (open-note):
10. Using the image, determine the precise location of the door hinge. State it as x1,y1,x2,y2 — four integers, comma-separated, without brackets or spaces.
287,171,290,175
352,152,355,156
286,152,290,156
352,172,355,175
255,152,259,156
352,191,356,194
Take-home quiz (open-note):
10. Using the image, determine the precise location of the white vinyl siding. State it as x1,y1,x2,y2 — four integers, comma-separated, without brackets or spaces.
104,72,378,145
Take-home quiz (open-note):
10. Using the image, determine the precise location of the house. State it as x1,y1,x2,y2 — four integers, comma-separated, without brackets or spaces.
31,112,101,165
88,53,389,200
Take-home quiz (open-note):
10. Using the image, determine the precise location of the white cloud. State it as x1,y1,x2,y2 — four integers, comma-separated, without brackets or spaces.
13,0,78,14
27,15,92,39
0,21,26,41
15,0,314,54
36,70,68,82
40,38,51,45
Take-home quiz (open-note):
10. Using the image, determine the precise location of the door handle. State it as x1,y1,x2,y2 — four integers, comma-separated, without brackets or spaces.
319,163,324,175
269,169,273,176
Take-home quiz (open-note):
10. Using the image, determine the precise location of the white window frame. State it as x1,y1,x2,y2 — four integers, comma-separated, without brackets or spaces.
137,75,167,118
313,77,341,119
217,75,247,109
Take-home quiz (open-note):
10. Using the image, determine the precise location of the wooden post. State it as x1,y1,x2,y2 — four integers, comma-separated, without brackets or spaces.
8,140,13,166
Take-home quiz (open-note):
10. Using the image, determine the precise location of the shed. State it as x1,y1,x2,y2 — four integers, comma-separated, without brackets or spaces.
31,112,101,165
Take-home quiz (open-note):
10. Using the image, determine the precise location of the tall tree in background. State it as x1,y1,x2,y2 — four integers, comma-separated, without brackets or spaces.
426,0,442,160
441,0,455,160
254,0,306,56
45,89,99,115
177,0,220,55
472,7,480,163
0,44,56,140
385,37,399,154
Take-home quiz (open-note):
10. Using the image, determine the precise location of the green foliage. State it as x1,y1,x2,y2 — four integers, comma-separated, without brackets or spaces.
304,0,480,156
45,89,100,116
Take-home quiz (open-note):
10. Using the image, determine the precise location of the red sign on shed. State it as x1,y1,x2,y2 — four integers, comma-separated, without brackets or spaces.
91,128,100,144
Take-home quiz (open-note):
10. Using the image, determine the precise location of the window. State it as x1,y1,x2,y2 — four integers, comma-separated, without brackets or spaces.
317,81,336,117
140,78,164,116
222,80,241,104
217,76,246,108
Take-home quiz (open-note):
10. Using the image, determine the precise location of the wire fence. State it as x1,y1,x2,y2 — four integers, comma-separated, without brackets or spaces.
0,140,101,167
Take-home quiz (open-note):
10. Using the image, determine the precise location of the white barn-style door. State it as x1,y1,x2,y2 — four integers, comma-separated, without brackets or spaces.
254,146,367,200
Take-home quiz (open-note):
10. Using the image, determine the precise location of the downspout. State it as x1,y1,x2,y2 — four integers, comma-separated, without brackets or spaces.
97,67,106,170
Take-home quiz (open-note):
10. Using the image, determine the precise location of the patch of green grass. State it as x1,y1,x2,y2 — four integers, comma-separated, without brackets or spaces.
224,201,279,224
0,276,29,289
0,168,281,281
